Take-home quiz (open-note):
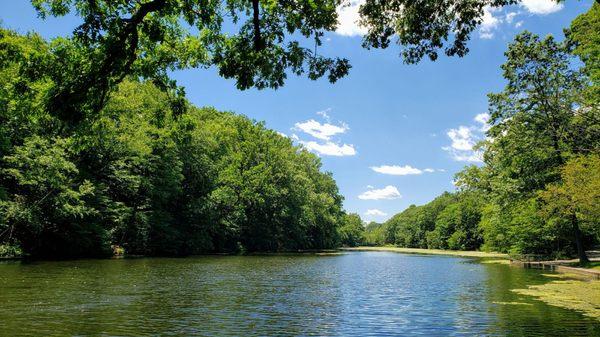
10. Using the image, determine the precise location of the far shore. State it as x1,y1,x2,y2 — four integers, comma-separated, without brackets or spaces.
341,246,509,259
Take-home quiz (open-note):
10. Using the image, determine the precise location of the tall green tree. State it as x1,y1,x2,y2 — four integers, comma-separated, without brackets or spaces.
486,32,584,190
539,155,600,263
0,136,108,257
567,3,600,155
481,31,596,261
339,213,364,247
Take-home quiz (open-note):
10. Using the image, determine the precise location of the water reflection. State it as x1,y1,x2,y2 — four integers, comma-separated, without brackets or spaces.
0,252,598,336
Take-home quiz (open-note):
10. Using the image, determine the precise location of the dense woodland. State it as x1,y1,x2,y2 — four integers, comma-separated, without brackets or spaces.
364,4,600,263
0,51,347,257
0,1,599,259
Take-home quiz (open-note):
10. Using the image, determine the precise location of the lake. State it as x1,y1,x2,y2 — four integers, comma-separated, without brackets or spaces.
0,251,599,336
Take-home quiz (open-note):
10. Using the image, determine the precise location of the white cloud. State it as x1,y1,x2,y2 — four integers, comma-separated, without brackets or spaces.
442,114,489,163
505,11,518,23
479,32,495,39
479,6,502,39
358,185,402,200
336,0,367,36
478,1,561,40
474,113,490,125
364,209,388,217
293,109,356,157
370,165,441,175
299,140,356,156
370,165,423,176
294,119,348,141
474,112,491,131
520,0,563,15
447,126,476,151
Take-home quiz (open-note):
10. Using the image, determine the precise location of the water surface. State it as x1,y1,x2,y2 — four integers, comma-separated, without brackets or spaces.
1,251,599,336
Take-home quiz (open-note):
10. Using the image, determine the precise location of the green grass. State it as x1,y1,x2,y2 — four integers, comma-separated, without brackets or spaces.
580,261,600,270
565,261,600,270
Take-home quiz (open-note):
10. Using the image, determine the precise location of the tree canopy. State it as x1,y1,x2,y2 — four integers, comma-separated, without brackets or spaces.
29,0,574,123
0,27,351,257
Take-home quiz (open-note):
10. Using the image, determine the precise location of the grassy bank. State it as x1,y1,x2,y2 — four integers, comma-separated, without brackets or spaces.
579,261,600,271
341,246,509,259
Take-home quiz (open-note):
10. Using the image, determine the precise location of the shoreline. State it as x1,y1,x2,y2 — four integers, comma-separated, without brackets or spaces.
341,246,509,259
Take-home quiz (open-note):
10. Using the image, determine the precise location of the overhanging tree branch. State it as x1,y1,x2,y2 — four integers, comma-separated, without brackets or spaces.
252,0,263,50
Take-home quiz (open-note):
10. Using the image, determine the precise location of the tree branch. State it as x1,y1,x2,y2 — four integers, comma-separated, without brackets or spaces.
252,0,263,50
125,0,167,26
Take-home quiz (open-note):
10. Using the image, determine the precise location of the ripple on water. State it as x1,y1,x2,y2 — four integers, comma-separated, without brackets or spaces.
0,252,599,336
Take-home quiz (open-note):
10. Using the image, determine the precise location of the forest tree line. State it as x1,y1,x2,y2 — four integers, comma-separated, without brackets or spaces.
0,29,360,257
362,5,600,263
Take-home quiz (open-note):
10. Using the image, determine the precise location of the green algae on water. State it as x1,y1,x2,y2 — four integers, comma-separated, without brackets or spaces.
512,278,600,320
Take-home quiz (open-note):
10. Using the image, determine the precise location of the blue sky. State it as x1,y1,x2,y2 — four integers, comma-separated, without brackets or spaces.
1,0,594,222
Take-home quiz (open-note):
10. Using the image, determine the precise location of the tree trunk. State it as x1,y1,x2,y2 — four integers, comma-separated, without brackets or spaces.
572,213,589,264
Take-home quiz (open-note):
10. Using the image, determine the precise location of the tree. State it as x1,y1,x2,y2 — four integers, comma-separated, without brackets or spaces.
339,213,364,247
539,155,600,263
363,221,385,246
31,0,351,122
0,136,109,257
485,32,585,192
567,3,600,154
386,192,456,248
478,31,596,259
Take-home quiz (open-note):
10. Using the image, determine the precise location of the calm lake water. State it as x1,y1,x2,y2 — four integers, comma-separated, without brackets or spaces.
0,251,599,336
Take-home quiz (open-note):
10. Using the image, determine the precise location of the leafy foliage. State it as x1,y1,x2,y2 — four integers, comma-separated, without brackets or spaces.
30,0,351,122
28,0,570,124
0,28,346,257
339,213,364,247
359,0,519,63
